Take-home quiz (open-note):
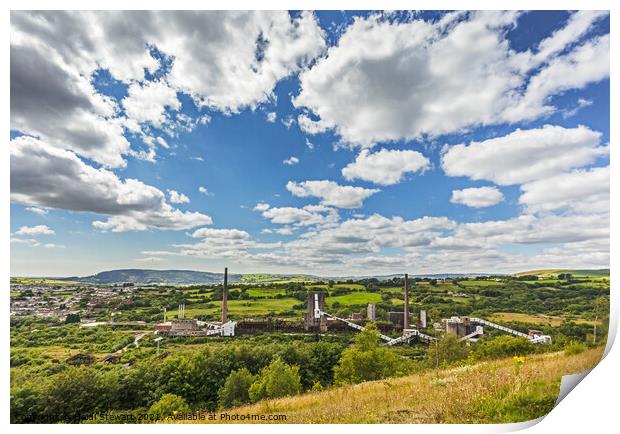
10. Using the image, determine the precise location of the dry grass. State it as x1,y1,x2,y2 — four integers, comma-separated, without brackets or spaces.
178,347,603,424
490,312,598,327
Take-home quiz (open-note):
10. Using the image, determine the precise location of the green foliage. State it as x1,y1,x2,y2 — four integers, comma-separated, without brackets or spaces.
334,323,406,385
474,336,535,360
426,334,469,367
218,368,255,409
248,357,302,402
65,313,81,324
149,393,190,418
564,341,586,355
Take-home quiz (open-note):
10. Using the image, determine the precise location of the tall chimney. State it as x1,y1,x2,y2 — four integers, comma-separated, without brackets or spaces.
403,273,409,330
221,267,228,324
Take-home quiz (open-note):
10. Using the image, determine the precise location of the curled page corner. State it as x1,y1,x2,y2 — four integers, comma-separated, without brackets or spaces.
554,368,593,407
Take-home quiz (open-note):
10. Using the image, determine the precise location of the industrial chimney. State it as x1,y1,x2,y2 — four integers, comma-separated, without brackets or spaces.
221,267,228,324
403,273,409,330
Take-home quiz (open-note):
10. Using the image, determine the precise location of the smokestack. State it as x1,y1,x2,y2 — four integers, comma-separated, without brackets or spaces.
221,267,228,323
403,273,409,330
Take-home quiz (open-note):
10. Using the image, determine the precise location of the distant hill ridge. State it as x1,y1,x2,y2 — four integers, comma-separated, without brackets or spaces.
47,267,609,285
61,269,243,285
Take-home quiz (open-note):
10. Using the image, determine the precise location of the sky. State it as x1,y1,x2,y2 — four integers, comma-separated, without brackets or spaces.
9,10,610,277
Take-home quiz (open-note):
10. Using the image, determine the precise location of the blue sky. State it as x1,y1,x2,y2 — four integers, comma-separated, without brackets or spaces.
10,10,610,276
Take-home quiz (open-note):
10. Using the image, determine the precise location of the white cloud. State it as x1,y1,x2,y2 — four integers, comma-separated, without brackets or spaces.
450,187,504,208
191,228,250,240
297,113,332,135
260,205,337,228
16,225,55,236
10,42,130,168
342,148,429,185
43,243,65,249
11,136,212,232
25,207,48,216
266,112,277,123
503,34,610,122
283,156,300,166
519,166,609,214
151,11,326,113
294,11,609,146
286,180,379,208
441,125,606,185
198,186,213,196
167,189,190,204
528,11,608,67
11,11,327,169
122,80,181,127
254,203,271,212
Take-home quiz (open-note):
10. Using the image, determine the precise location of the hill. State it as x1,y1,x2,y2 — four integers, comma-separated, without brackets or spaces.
514,269,609,278
60,269,242,285
180,346,603,424
58,269,321,285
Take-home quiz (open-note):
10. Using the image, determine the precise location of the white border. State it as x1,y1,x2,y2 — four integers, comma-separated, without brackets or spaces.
2,1,616,433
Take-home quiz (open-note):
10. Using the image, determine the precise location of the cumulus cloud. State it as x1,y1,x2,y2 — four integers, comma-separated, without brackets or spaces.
122,80,181,127
259,204,338,228
441,125,606,185
10,136,212,232
266,112,277,123
294,11,609,146
297,113,332,135
503,34,610,122
342,148,429,185
167,190,190,204
283,156,300,166
15,225,55,236
191,227,250,240
286,180,379,209
519,166,609,214
450,187,504,208
11,10,327,168
10,43,129,168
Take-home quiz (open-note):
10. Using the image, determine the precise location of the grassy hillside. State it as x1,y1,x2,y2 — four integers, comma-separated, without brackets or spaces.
181,347,603,424
513,269,609,278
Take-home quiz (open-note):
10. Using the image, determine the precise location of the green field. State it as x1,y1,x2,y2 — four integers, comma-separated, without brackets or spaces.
175,298,300,318
327,292,382,306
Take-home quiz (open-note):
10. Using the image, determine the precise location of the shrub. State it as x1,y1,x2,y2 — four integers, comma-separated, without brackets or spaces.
218,368,255,409
426,334,469,368
474,335,534,360
149,393,190,418
334,323,406,385
248,357,302,402
564,341,586,355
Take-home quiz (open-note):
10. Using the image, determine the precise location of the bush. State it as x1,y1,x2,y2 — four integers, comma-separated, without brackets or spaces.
474,335,534,360
248,357,302,402
564,341,586,355
426,334,469,368
218,368,255,409
334,323,406,385
149,393,190,418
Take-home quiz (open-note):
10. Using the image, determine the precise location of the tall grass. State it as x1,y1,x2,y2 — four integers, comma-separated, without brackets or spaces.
179,346,603,424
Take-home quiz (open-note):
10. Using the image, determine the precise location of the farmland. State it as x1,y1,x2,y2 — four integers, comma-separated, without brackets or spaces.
10,270,610,424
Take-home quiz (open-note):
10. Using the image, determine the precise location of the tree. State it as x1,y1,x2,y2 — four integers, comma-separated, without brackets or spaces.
149,393,190,418
248,357,302,402
218,368,255,409
333,323,405,385
65,313,81,324
426,334,469,368
473,335,533,360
